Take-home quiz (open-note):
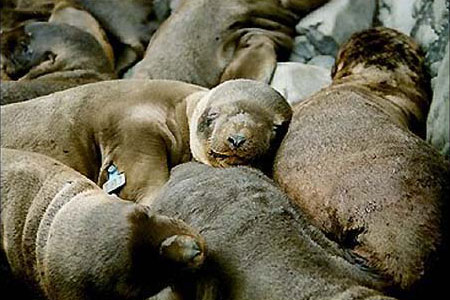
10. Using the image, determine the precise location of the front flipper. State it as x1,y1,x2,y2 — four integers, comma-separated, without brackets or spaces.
220,29,292,84
18,51,58,80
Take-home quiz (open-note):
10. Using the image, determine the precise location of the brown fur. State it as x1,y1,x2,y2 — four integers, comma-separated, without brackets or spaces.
188,79,292,173
0,148,205,300
148,162,398,300
1,79,290,204
0,20,115,103
0,0,53,31
48,1,115,68
273,27,450,297
128,0,328,87
56,0,170,74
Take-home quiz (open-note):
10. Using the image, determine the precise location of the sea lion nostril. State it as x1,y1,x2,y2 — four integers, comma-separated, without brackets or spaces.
228,134,246,148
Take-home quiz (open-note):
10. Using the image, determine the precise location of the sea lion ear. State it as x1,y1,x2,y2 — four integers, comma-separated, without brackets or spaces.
272,113,291,138
274,106,292,126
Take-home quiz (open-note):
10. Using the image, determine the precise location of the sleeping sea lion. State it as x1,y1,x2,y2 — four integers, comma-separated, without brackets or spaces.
0,148,206,300
273,27,450,298
1,79,291,204
0,21,115,104
127,0,328,87
148,162,398,300
48,0,115,67
56,0,172,74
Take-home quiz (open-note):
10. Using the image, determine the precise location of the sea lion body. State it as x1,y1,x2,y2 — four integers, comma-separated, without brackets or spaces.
129,0,327,87
0,21,115,104
273,27,450,296
1,79,290,203
0,148,205,300
48,1,115,67
1,21,114,80
149,162,397,300
57,0,172,74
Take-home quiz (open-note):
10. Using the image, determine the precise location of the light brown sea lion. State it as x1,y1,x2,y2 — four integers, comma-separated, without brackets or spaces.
147,162,398,300
1,79,291,204
0,21,115,104
128,0,328,88
273,27,450,298
0,148,206,300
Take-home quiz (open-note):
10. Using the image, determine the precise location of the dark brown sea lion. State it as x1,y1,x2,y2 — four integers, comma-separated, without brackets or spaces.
48,0,115,66
148,162,398,300
128,0,328,87
273,27,450,297
0,148,206,300
1,79,291,204
0,21,115,104
56,0,172,74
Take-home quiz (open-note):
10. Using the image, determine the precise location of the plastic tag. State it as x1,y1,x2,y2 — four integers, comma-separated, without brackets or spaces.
102,164,126,194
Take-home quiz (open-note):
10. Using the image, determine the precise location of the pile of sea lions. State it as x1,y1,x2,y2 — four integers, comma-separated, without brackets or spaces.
1,1,449,300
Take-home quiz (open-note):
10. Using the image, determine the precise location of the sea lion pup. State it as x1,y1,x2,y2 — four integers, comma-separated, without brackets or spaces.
147,162,398,300
0,148,206,300
48,0,115,68
127,0,328,88
0,21,115,104
273,27,450,297
1,79,291,203
56,0,172,74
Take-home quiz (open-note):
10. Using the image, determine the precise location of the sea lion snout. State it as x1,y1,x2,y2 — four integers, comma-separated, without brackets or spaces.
227,133,246,149
160,234,206,269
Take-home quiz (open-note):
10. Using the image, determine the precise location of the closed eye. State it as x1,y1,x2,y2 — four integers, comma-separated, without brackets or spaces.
206,112,219,126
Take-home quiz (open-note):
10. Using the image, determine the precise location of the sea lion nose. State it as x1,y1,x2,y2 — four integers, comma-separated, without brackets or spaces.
227,134,246,148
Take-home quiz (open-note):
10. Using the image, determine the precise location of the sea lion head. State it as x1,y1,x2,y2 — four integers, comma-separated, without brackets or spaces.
331,27,431,136
331,27,426,82
190,79,292,169
0,23,50,80
127,206,206,296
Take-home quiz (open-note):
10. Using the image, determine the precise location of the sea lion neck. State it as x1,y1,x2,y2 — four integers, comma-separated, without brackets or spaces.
185,90,209,129
332,66,430,137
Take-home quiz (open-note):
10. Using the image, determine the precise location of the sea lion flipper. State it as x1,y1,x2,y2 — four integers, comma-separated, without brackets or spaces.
220,32,278,84
18,52,57,80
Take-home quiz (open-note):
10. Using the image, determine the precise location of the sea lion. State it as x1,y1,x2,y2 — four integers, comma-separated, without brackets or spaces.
148,162,398,300
48,0,115,67
1,79,291,204
127,0,328,88
273,27,450,297
0,21,115,104
0,148,206,300
56,0,172,74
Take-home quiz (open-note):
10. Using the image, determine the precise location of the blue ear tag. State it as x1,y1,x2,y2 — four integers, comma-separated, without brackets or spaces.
102,164,126,194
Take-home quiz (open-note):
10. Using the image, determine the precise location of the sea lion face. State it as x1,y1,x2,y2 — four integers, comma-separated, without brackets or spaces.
197,101,278,167
190,79,292,168
0,24,53,80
